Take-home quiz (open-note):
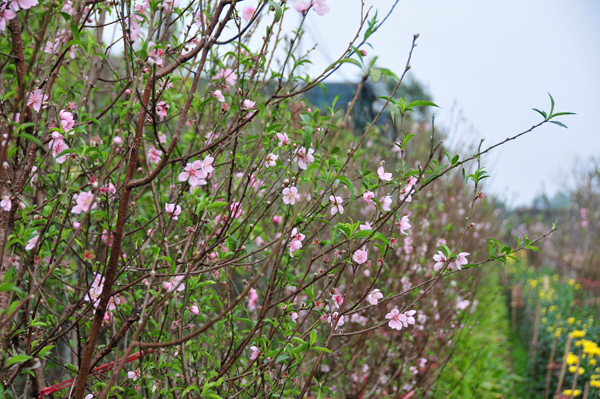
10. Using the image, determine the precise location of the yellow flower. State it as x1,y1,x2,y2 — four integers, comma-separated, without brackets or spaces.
575,283,581,289
571,330,586,338
563,389,581,397
568,279,575,286
568,317,575,324
541,317,548,324
529,279,538,288
555,329,562,338
568,365,584,374
567,353,579,365
591,380,600,388
591,359,597,366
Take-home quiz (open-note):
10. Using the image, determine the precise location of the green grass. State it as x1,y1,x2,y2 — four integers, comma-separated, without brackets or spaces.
432,267,526,399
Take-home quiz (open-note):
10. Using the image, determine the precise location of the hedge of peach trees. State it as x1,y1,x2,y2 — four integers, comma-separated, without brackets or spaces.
0,0,573,398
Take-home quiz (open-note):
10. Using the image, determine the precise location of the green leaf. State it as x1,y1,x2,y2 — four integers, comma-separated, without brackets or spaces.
275,354,290,363
337,175,355,206
304,126,313,152
208,201,228,209
70,20,80,42
550,112,576,117
549,120,568,129
548,92,555,115
181,386,201,396
268,1,282,22
406,100,439,109
402,133,414,149
0,282,22,294
532,108,547,119
311,346,332,353
38,345,54,358
332,58,362,68
6,353,32,367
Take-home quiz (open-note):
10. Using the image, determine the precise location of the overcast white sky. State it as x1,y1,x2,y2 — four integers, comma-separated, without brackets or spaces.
280,0,600,207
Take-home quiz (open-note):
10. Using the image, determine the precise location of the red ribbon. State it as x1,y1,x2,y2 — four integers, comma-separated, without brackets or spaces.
37,349,152,398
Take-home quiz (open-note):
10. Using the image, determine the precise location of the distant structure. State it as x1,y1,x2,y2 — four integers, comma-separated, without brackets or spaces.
304,77,433,139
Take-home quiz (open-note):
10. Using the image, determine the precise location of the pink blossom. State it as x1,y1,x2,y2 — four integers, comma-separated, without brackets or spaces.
290,312,298,323
353,249,367,264
156,101,169,120
292,0,310,12
366,289,383,305
84,273,105,307
72,191,97,214
282,186,300,205
194,10,206,26
161,0,178,13
385,309,406,330
248,288,258,310
165,203,182,220
377,166,392,181
49,133,69,164
127,369,141,381
265,153,278,167
359,221,372,230
100,181,115,199
213,90,225,102
313,0,329,15
288,227,305,257
13,0,38,10
27,89,48,112
59,110,75,133
243,99,255,109
102,229,114,247
0,196,11,212
456,299,470,311
249,345,260,360
379,195,392,211
332,291,344,308
399,215,411,235
213,68,237,86
25,235,38,250
178,160,208,186
362,191,374,203
230,202,244,218
272,215,282,224
402,310,416,327
400,176,417,203
0,6,16,32
242,5,256,21
328,312,344,327
433,251,447,271
162,275,185,292
90,134,104,147
451,252,469,270
190,305,200,315
293,146,315,170
276,132,290,146
329,195,343,216
147,145,162,164
147,42,164,67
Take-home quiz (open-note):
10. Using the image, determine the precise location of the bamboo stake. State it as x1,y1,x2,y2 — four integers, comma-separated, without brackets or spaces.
555,333,573,397
530,300,542,376
569,351,583,398
582,382,589,399
544,327,558,399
